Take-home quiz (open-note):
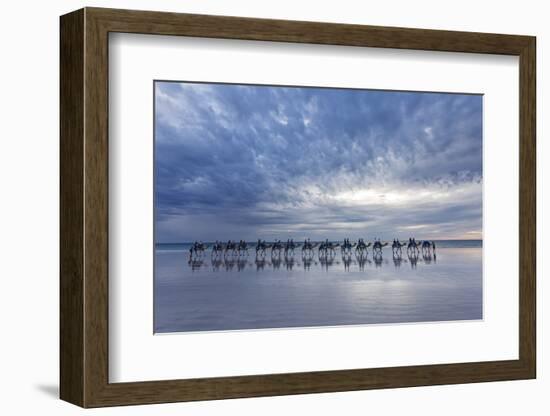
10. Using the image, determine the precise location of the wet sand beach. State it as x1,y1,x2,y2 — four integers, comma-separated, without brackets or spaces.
154,244,482,333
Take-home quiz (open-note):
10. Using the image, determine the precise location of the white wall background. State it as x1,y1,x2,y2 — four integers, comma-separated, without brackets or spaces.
0,0,545,414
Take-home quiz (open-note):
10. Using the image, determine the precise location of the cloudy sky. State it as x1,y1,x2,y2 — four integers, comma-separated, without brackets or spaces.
155,81,482,243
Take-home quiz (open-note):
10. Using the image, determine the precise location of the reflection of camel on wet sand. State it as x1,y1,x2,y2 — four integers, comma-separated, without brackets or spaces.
373,249,384,267
319,254,336,270
408,251,419,268
236,258,247,271
393,253,403,267
356,254,371,271
341,252,353,271
189,245,439,272
422,249,436,264
284,256,297,270
188,257,205,270
302,256,314,271
255,257,267,271
272,256,282,269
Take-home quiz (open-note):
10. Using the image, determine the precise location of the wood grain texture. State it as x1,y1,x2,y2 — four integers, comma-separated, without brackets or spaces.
518,38,536,375
83,10,110,406
59,8,84,407
88,7,532,54
59,7,537,408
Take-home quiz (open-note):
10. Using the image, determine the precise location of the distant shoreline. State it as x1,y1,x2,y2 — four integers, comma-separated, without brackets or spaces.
156,240,483,250
157,239,482,244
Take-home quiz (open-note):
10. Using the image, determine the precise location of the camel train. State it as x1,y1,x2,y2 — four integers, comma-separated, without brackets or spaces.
188,237,436,262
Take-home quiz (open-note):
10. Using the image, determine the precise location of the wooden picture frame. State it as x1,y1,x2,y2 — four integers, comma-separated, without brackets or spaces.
60,7,536,408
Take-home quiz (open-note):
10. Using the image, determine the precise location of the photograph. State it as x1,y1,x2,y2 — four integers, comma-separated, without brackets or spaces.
153,81,483,333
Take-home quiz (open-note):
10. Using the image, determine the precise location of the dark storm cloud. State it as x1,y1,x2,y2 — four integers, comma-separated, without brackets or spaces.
155,81,482,242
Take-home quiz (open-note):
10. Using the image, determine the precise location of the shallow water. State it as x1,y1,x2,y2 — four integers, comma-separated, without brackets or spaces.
154,247,482,333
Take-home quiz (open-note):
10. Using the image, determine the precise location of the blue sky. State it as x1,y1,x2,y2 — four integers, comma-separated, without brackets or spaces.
155,81,482,243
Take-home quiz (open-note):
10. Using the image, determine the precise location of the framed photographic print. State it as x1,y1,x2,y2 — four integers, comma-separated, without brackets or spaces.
60,7,536,407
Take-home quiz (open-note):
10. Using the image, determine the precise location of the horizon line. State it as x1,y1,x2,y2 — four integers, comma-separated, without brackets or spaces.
156,238,483,244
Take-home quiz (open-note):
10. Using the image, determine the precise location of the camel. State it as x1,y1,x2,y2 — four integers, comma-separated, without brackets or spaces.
392,239,406,257
255,239,270,257
421,240,436,256
271,240,284,258
355,238,371,257
406,238,421,255
224,240,238,257
211,241,224,257
318,239,340,258
284,239,300,258
301,239,318,258
372,239,388,254
237,240,249,257
340,238,356,255
189,241,208,259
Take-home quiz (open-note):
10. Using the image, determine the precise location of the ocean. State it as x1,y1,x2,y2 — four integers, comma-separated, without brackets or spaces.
154,240,482,333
